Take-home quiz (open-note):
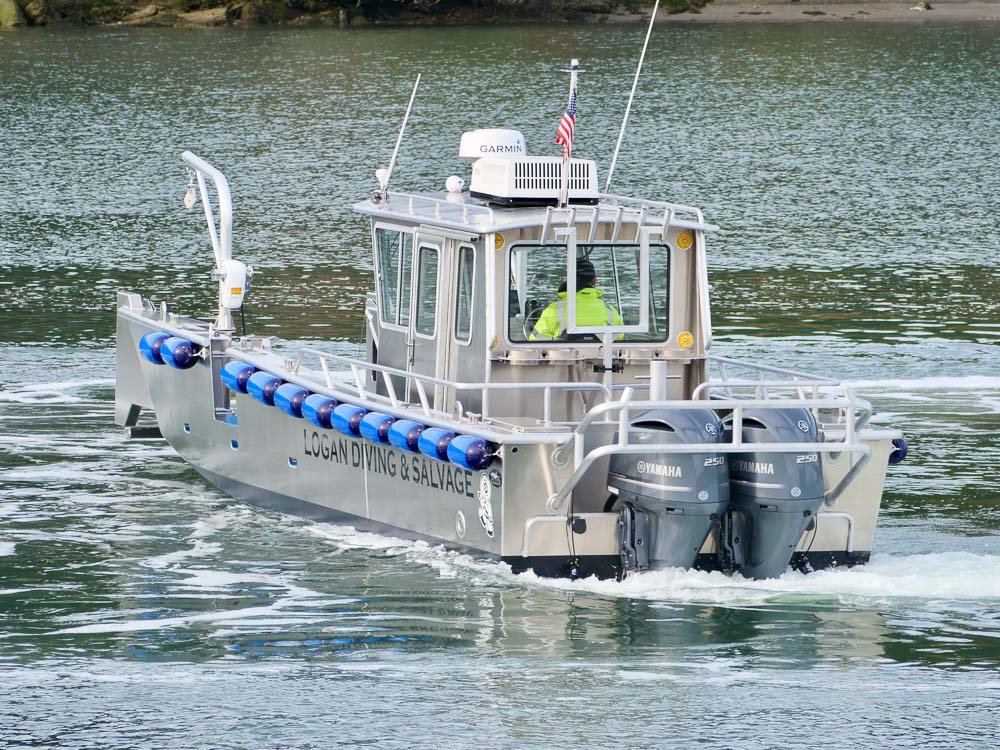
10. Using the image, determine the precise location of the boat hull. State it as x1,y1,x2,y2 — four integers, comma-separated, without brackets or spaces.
116,295,889,580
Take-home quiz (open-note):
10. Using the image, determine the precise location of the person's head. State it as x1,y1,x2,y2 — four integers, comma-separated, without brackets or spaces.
576,258,597,289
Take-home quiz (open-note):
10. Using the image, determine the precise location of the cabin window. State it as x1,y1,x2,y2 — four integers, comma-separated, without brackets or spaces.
375,228,413,327
415,245,438,336
455,245,475,343
399,237,413,326
507,243,670,344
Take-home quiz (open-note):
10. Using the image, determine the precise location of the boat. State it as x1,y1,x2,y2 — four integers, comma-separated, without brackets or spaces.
114,60,907,581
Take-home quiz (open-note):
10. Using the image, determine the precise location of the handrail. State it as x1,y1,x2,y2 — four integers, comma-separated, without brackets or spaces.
546,439,871,514
708,355,841,385
547,387,868,513
356,191,719,236
699,358,873,433
298,348,611,423
692,379,834,400
224,346,565,444
387,190,496,227
598,193,705,225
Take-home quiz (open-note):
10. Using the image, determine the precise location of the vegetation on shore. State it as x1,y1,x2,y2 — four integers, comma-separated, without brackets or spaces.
0,0,703,28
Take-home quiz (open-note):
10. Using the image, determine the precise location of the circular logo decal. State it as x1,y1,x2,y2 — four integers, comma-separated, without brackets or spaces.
677,231,693,250
494,233,505,250
489,469,502,488
477,475,495,538
677,331,694,349
705,423,717,437
797,419,810,433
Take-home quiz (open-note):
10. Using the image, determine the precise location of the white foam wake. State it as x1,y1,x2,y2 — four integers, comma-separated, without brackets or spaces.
304,524,1000,607
49,567,338,635
517,551,1000,606
0,378,113,404
846,375,1000,391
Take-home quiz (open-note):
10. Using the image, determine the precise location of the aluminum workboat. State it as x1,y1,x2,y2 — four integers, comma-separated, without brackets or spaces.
114,67,906,580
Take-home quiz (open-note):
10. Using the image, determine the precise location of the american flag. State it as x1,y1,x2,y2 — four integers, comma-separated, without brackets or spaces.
555,89,577,162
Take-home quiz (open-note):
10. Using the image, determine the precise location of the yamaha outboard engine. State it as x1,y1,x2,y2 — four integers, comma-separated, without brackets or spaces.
609,409,729,572
720,408,824,580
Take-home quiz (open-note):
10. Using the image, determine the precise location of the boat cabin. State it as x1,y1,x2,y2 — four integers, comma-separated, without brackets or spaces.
353,129,719,424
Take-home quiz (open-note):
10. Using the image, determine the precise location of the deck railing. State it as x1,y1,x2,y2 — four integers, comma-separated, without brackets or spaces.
366,190,718,240
545,385,873,514
295,348,611,429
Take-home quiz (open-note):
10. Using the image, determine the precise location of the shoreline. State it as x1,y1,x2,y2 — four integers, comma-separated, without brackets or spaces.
654,0,1000,23
1,0,998,29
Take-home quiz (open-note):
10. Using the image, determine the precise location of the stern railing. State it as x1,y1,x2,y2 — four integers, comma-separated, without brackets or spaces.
545,385,872,514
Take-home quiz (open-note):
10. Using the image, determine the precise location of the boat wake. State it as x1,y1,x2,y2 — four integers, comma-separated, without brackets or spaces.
0,377,113,405
846,375,1000,391
517,551,1000,607
306,523,1000,609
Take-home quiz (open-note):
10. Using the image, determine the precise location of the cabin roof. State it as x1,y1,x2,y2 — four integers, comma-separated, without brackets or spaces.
352,190,721,237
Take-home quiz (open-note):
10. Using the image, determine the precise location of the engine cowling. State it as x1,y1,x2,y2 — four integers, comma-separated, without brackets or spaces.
721,408,824,580
609,409,729,571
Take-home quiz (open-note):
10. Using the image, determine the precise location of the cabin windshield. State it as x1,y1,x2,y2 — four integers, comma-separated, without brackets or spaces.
507,243,670,344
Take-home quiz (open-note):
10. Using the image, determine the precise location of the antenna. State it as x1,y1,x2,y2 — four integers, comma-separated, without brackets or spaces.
605,0,660,194
377,73,422,201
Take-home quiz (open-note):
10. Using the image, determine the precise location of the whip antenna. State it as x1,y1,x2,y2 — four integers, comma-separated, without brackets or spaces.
605,0,659,194
376,73,422,201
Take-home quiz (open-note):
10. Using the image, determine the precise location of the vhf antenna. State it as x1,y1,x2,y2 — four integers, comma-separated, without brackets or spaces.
375,73,422,203
605,0,660,194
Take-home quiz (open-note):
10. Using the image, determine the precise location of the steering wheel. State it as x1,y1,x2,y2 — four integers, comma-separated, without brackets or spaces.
522,303,545,341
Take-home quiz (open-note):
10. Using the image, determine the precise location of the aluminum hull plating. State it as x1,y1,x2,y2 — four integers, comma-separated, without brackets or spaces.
122,331,504,563
117,300,894,579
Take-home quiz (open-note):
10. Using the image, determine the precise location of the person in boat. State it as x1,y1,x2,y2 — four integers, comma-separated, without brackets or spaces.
529,258,624,341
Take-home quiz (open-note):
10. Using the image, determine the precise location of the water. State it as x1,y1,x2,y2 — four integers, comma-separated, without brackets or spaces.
1,22,999,749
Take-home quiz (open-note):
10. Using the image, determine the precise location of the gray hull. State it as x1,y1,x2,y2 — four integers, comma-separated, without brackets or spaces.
116,293,895,580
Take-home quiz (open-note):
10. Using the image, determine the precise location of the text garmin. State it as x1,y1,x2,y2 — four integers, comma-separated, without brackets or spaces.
479,144,523,154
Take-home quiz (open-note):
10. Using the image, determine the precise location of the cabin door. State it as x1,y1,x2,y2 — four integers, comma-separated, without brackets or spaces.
406,232,449,409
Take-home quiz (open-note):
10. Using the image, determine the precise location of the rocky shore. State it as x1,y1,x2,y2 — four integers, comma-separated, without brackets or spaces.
0,0,996,27
1,0,656,28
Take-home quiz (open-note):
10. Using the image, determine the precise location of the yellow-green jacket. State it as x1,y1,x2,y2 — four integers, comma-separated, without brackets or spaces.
530,287,624,341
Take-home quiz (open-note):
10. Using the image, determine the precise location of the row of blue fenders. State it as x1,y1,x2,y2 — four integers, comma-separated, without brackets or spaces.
137,331,496,473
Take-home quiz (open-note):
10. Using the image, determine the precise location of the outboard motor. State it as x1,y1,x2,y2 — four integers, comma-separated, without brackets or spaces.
721,408,824,580
609,409,729,572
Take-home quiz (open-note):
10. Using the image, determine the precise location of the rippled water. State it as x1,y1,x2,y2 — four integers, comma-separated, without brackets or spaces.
1,23,999,749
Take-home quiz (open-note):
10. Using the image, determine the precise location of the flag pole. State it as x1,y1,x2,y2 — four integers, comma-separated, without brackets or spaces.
605,0,659,194
559,59,580,208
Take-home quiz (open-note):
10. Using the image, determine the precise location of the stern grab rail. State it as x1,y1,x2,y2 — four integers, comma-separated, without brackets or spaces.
546,388,872,514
